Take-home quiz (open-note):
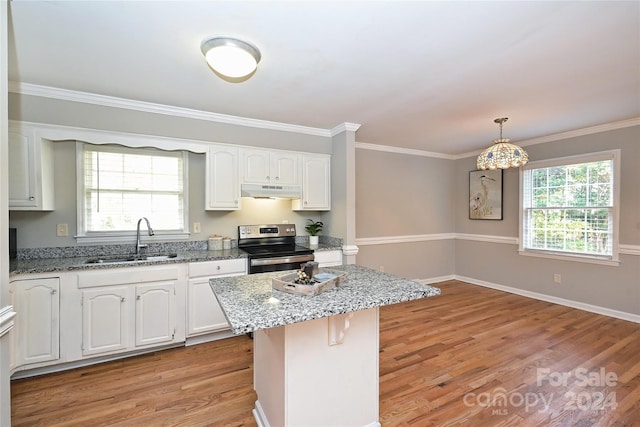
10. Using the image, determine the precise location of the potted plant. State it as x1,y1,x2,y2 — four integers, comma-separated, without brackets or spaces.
305,219,323,246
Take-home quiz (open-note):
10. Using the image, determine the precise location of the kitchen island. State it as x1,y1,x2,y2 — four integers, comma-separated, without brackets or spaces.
210,264,441,427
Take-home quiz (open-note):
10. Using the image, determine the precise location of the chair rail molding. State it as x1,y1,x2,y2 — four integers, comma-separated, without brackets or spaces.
0,305,16,338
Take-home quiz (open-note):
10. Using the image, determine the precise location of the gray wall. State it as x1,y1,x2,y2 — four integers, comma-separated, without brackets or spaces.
455,125,640,315
10,93,332,154
354,126,639,315
8,92,639,316
455,126,640,244
355,149,456,280
8,94,334,248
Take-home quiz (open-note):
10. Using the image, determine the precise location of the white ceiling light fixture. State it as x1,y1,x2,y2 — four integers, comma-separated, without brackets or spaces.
200,36,261,79
477,117,529,170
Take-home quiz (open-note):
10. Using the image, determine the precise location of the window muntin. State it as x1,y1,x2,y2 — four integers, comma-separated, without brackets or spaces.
78,143,188,240
520,150,619,264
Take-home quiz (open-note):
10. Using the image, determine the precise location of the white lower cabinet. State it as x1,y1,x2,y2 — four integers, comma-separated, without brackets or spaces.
10,260,249,375
10,277,60,367
135,282,175,347
187,259,246,337
81,286,130,356
77,265,185,358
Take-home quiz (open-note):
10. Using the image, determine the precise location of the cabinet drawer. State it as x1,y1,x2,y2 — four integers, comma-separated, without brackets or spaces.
188,259,246,277
314,250,342,267
78,265,180,288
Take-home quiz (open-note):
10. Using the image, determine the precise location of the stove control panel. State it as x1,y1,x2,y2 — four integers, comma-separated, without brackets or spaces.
238,224,296,239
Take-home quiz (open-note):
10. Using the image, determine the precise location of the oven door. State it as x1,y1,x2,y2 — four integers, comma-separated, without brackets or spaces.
249,253,315,274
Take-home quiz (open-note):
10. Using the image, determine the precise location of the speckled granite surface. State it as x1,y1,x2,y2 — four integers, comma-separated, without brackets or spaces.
9,241,344,277
9,249,248,276
209,264,441,334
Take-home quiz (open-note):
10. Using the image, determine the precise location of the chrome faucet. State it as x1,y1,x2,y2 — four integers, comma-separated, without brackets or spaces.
135,217,155,255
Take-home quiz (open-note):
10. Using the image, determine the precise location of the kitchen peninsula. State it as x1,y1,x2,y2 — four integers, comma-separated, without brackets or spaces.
210,264,441,427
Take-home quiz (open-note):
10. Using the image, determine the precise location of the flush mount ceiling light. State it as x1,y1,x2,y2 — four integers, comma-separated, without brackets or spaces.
200,36,261,79
477,117,529,170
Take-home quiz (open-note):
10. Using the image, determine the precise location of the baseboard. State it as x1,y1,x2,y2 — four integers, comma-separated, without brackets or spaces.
253,400,270,427
11,342,184,379
455,275,640,324
416,275,456,285
185,329,236,346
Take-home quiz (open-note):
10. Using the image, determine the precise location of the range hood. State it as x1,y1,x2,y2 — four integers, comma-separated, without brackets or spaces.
241,183,302,199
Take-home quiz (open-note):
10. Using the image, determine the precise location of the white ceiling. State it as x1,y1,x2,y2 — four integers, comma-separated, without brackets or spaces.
7,1,640,155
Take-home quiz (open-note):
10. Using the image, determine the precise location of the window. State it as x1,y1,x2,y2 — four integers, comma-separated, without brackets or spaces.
77,143,189,243
519,150,620,265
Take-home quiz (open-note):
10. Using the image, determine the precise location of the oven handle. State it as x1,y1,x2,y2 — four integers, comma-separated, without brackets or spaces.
251,254,314,267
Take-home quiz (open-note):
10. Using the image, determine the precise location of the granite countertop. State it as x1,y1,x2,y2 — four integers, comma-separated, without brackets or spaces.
209,264,441,334
9,249,248,276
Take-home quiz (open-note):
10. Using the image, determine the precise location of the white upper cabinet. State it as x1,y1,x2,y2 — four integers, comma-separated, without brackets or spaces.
241,148,300,186
205,145,240,210
8,123,55,210
293,154,331,211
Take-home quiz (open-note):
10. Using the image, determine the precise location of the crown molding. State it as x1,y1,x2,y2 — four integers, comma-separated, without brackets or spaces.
11,82,638,157
330,122,361,136
355,141,456,160
9,81,333,138
455,117,640,160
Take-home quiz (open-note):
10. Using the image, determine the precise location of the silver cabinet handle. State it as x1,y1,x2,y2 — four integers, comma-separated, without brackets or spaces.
51,289,57,295
136,295,141,300
121,297,126,302
29,196,35,201
216,265,221,270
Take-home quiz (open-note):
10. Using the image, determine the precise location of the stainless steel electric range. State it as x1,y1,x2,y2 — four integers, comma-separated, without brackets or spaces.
238,224,314,274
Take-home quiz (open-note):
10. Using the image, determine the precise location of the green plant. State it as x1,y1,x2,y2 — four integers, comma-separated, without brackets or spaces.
304,219,324,236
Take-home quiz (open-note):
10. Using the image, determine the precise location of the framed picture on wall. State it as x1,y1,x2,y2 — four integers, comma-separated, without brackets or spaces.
469,169,503,220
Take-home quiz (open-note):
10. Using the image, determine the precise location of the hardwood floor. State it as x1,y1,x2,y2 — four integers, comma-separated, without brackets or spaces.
11,280,640,426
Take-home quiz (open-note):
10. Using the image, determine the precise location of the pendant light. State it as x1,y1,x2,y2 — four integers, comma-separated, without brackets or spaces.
200,36,261,79
477,118,529,170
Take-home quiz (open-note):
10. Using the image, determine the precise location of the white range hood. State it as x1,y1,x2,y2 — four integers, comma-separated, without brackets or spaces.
240,183,302,199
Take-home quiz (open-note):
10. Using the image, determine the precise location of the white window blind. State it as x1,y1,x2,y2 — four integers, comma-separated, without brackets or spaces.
80,144,186,237
520,150,619,264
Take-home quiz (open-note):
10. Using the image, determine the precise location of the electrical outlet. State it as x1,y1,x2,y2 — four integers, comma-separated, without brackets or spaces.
193,222,201,233
379,265,385,272
56,223,69,237
553,273,562,284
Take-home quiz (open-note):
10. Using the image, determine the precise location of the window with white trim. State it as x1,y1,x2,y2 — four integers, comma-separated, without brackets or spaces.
77,143,189,243
519,150,620,264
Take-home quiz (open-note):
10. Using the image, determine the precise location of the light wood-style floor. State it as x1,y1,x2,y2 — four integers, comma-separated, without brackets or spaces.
11,280,640,426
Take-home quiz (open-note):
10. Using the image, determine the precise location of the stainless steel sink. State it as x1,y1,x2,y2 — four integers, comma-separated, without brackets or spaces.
85,253,178,264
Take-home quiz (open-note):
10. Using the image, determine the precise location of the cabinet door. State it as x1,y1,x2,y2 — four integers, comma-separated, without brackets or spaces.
206,145,240,210
82,287,130,356
294,155,331,210
14,278,60,366
8,125,54,211
314,250,343,267
241,148,271,184
135,282,175,347
271,152,300,185
8,130,37,208
187,277,230,336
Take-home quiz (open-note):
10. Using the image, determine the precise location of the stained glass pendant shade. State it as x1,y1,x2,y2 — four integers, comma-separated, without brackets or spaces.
477,118,529,170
